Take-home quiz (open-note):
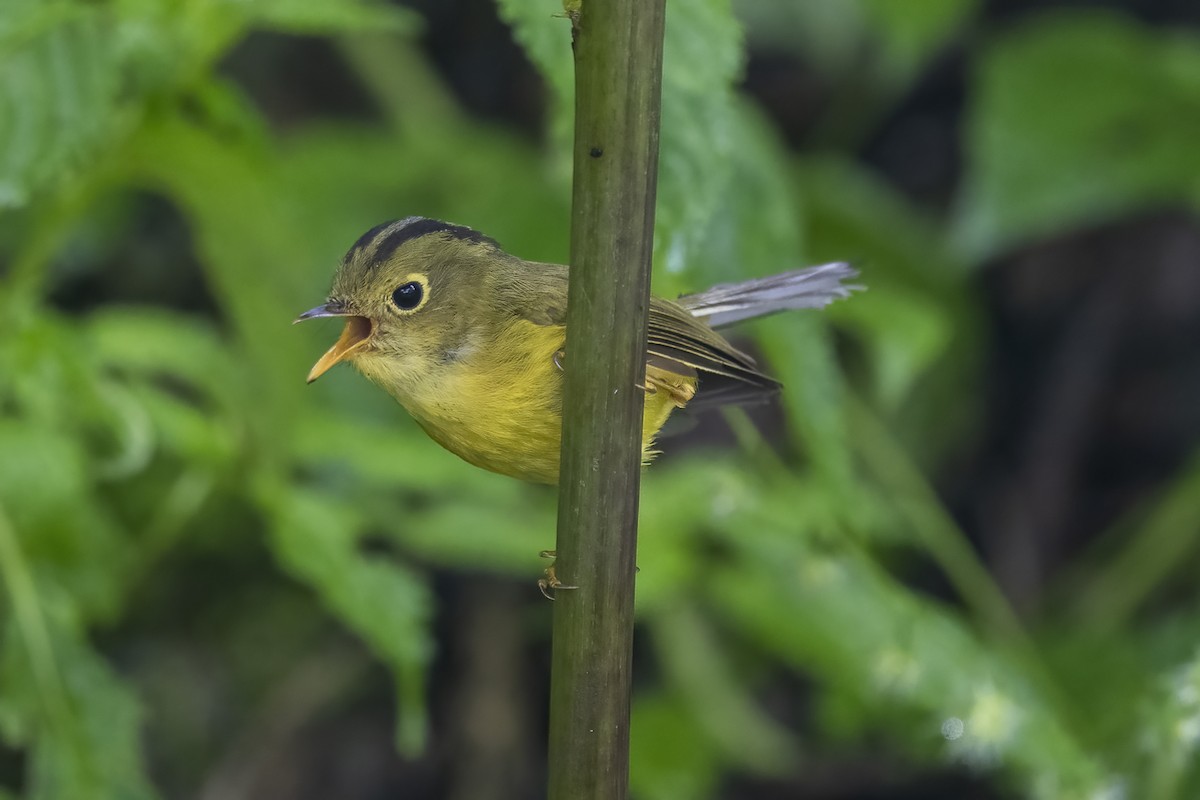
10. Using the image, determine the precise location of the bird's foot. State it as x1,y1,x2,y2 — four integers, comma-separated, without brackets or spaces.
643,373,695,406
537,549,578,600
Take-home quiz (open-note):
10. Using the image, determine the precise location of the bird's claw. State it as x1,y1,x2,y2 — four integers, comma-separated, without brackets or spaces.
538,549,578,600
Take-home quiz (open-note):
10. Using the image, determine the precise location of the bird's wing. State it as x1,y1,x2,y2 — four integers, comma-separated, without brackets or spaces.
646,297,778,390
510,262,780,399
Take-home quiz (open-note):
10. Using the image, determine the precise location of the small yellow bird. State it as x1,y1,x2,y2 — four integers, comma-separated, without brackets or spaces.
298,217,858,484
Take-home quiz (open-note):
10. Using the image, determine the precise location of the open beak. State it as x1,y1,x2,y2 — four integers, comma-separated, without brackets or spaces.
294,302,373,384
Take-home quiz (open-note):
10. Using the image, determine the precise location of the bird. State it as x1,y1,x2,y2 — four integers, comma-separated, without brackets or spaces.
297,216,859,485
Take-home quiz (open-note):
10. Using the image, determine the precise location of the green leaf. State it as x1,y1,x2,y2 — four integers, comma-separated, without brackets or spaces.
709,540,1111,799
0,7,125,207
500,0,764,284
86,310,253,471
653,0,744,273
493,0,573,136
654,99,803,297
955,11,1200,257
86,309,232,393
0,0,414,209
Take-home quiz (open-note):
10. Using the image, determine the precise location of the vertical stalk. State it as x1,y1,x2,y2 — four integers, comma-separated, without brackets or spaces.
547,1,667,798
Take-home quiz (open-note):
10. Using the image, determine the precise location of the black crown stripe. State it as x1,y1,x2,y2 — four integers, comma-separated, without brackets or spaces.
355,218,498,267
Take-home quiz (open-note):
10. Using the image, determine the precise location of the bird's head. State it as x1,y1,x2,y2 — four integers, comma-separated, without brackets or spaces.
297,217,503,385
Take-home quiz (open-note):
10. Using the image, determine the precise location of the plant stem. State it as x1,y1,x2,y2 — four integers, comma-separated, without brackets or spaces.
546,1,666,798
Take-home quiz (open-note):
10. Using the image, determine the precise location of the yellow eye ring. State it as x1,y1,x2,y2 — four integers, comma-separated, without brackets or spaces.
390,273,430,314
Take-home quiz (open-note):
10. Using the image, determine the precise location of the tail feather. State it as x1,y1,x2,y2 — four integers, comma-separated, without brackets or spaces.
678,262,861,328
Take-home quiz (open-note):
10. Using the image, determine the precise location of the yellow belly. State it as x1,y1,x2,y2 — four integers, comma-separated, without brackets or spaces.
354,320,695,484
416,372,690,484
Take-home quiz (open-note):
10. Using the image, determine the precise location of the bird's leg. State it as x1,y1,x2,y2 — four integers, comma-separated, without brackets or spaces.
537,550,578,600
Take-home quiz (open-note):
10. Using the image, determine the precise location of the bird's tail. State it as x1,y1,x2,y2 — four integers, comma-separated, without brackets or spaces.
677,262,861,328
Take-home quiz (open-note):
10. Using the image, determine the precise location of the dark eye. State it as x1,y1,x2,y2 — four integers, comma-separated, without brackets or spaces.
392,281,423,310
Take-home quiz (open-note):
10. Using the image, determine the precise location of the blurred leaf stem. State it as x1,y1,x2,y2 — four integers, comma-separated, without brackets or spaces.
842,391,1093,725
336,34,465,137
1066,453,1200,632
848,394,1025,640
651,603,799,774
4,174,104,302
130,470,216,582
0,502,73,740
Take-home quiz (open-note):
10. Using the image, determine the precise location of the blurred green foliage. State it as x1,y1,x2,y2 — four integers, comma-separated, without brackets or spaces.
1,1,1199,799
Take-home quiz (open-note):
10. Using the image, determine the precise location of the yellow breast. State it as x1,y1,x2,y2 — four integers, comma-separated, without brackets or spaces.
353,319,694,484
